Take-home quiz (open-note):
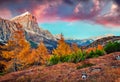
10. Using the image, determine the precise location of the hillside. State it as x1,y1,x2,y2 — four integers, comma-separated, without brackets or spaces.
86,36,120,48
0,52,120,82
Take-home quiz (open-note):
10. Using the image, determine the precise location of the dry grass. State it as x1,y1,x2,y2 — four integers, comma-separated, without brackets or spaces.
0,52,120,82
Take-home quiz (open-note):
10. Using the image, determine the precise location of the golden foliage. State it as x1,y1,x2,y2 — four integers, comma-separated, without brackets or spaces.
86,44,104,54
29,41,50,65
52,35,72,56
97,44,103,50
71,43,81,54
1,31,31,71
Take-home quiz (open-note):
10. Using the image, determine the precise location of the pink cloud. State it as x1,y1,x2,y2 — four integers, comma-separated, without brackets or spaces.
31,1,61,22
96,16,120,27
0,8,12,19
0,0,119,27
95,3,120,27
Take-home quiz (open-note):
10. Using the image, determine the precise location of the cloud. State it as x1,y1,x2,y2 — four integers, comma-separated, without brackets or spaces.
113,0,120,6
96,1,120,27
0,8,12,19
0,0,120,27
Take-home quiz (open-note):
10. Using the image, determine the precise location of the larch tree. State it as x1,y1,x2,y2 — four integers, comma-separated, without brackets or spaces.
30,41,49,65
97,44,103,50
2,31,31,72
71,43,81,54
52,34,72,56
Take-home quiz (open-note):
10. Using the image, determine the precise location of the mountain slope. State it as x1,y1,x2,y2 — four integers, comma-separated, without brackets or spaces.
11,12,57,48
0,17,22,43
11,12,55,41
86,36,120,48
0,52,120,82
0,12,57,49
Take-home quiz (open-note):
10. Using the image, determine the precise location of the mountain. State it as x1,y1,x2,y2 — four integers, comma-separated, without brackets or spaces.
0,17,22,43
65,39,94,47
65,35,120,49
86,36,120,48
0,12,57,49
90,34,114,40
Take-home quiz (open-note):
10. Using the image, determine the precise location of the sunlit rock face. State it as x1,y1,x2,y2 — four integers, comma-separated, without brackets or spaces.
11,12,56,41
0,12,57,49
0,17,22,43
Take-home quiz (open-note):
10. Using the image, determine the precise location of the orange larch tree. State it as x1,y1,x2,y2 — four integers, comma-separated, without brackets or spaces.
97,44,103,51
52,34,72,56
30,41,49,65
2,31,31,72
71,43,81,54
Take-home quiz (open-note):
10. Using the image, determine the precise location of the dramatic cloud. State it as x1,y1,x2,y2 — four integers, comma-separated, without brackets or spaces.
96,0,120,27
0,8,12,19
0,0,120,27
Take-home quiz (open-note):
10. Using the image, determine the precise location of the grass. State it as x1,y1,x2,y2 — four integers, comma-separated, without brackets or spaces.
0,72,5,76
76,63,95,69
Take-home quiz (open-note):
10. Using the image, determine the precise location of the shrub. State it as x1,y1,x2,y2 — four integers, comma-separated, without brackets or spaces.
87,50,105,58
0,63,5,73
48,51,86,65
104,42,120,54
48,55,60,65
70,51,86,63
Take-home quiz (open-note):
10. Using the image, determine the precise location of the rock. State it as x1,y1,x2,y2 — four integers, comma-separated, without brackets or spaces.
90,68,102,73
81,72,87,79
0,17,22,42
0,12,57,49
116,56,120,60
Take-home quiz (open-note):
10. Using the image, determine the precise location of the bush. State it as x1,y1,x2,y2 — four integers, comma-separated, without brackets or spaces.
87,50,105,58
70,52,86,63
104,42,120,54
48,55,60,65
0,63,5,73
48,49,105,65
48,51,87,65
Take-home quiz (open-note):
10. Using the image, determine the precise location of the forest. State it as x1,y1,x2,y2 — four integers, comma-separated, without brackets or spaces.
0,30,111,74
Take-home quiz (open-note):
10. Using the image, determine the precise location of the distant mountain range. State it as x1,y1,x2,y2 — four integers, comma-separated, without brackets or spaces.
65,39,94,47
65,34,116,47
86,36,120,48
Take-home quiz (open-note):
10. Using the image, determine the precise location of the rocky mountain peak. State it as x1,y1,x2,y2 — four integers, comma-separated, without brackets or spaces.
11,12,38,32
11,11,33,21
0,17,22,43
0,12,57,49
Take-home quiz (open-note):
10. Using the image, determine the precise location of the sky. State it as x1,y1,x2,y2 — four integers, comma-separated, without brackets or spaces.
0,0,120,39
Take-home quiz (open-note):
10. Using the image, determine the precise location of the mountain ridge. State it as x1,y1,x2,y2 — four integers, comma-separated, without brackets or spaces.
0,12,57,49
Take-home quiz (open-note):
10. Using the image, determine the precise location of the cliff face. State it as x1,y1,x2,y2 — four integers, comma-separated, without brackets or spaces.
0,12,57,49
11,12,56,42
0,18,22,43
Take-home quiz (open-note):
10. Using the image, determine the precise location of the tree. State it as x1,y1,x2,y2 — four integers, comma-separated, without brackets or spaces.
30,41,49,65
52,34,72,56
71,43,81,54
97,44,103,51
2,31,31,72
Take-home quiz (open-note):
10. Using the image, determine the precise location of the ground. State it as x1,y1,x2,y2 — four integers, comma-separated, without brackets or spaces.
0,52,120,82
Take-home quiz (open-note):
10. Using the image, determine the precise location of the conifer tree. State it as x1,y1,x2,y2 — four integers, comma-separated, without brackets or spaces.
52,34,72,56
